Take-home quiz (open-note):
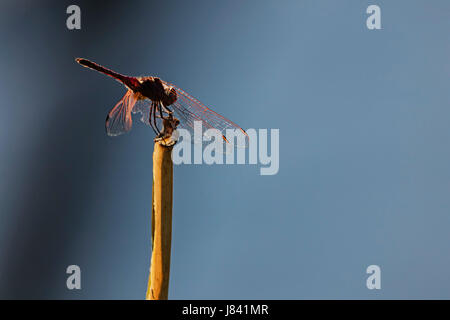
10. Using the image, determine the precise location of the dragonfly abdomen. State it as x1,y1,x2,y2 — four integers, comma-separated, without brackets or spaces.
75,58,140,91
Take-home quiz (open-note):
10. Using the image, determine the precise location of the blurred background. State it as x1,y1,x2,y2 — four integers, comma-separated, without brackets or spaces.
1,0,450,299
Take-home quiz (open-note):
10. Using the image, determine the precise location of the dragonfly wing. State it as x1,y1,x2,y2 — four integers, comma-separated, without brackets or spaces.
105,90,137,136
132,98,163,129
132,98,151,126
162,81,249,148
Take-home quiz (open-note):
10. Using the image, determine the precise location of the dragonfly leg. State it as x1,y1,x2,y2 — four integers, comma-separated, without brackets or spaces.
157,102,164,120
164,105,173,116
148,102,160,136
153,101,162,135
155,102,170,140
160,101,173,118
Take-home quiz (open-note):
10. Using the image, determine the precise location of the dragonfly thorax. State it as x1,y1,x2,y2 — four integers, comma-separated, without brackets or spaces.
137,76,177,106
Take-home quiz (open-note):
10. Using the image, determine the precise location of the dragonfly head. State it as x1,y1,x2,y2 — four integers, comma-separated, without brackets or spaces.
163,86,177,106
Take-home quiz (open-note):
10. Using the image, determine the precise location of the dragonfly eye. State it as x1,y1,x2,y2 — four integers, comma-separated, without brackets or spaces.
164,87,177,106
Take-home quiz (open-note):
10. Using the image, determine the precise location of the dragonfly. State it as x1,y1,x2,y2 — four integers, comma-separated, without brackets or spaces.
75,58,248,147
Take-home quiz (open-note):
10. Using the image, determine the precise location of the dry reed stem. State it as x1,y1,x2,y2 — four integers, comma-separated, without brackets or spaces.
146,140,174,300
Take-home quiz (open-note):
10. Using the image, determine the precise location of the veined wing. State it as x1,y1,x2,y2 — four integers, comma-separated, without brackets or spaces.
105,90,138,136
132,98,165,133
162,80,249,148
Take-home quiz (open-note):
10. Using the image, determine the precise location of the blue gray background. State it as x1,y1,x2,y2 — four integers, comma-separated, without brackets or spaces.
1,0,450,299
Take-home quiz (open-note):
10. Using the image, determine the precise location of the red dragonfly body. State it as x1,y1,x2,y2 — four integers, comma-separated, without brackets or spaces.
76,58,248,146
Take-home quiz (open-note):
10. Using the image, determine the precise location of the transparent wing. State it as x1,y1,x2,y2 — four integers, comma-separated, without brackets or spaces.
132,98,152,126
132,98,163,131
162,81,249,148
105,90,138,136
